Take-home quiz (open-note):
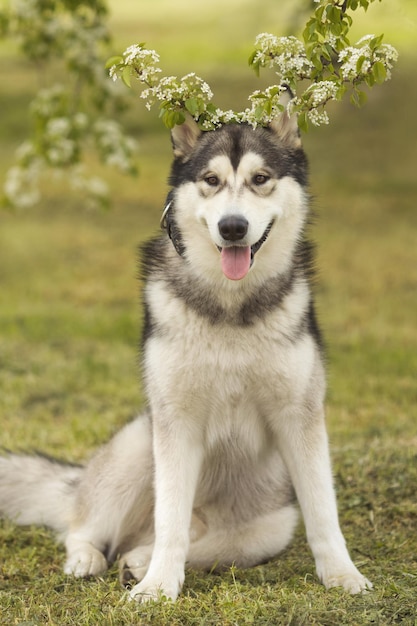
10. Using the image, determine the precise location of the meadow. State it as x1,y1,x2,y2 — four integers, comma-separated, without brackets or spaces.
0,0,416,623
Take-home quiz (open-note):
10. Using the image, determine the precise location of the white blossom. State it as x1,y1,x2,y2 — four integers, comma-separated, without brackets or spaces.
307,108,330,126
46,117,71,137
306,81,338,107
252,33,313,79
4,161,42,209
339,35,399,82
93,118,138,174
73,112,89,130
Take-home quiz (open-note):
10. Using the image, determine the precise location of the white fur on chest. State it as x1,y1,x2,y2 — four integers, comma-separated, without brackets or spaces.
144,278,322,437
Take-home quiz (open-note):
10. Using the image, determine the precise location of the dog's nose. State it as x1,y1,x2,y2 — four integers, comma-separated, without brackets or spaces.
218,215,249,242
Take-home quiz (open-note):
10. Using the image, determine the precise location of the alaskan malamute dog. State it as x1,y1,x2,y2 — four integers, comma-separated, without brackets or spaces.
0,103,372,601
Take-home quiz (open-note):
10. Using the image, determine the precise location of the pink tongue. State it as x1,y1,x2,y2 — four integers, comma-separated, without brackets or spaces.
220,246,251,280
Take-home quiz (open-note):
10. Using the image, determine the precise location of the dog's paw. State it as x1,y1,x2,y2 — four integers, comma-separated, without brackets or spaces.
128,574,182,603
119,546,153,587
320,565,373,594
64,548,108,578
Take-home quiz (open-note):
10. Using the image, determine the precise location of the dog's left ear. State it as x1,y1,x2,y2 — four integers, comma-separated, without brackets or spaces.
171,115,202,159
269,89,301,148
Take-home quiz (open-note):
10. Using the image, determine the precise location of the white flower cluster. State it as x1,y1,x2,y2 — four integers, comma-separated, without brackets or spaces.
307,81,339,108
307,109,330,126
339,35,399,81
11,0,64,59
198,109,239,130
124,44,160,67
141,73,213,112
300,81,339,126
30,85,66,118
3,87,137,208
111,44,287,129
242,85,287,127
251,33,313,80
109,35,397,133
109,44,162,86
44,117,77,166
94,119,138,173
4,160,41,209
12,0,38,22
110,40,315,130
2,0,138,210
193,86,287,130
9,0,109,72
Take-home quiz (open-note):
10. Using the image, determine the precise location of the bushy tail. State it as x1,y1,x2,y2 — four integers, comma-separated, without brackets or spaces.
0,453,83,533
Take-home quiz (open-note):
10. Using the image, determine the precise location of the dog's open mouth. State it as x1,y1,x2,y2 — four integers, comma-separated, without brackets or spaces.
219,220,275,281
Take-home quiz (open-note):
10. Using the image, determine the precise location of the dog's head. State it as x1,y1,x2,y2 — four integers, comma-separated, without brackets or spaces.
166,98,309,283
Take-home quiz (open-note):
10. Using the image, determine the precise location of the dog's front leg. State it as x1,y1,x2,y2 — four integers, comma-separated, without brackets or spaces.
129,416,203,603
277,406,372,594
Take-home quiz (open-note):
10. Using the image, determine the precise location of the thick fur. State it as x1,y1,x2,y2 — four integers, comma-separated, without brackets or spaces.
0,108,372,601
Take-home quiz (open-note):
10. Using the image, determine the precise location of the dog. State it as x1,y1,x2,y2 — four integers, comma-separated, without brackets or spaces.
0,100,372,602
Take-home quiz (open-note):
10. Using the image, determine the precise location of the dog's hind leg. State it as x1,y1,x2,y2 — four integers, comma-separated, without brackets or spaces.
64,415,154,578
186,505,299,571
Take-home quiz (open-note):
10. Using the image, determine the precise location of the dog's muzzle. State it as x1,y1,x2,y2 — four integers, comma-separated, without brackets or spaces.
217,219,275,281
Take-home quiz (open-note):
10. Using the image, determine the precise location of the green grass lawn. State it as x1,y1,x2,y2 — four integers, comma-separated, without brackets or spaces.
1,1,417,624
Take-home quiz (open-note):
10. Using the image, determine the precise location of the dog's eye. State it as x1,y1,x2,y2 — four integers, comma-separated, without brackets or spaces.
253,174,270,186
204,175,220,187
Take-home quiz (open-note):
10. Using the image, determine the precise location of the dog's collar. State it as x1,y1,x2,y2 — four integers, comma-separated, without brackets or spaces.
159,200,172,230
160,200,186,257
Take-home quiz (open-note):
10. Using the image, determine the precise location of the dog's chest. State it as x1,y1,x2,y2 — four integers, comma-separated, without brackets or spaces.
145,298,314,407
144,273,319,436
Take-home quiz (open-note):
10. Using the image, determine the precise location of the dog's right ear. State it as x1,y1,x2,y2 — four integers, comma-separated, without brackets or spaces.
269,88,301,149
171,116,202,159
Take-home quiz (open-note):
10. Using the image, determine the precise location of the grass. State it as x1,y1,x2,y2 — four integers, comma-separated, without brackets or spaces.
1,0,417,623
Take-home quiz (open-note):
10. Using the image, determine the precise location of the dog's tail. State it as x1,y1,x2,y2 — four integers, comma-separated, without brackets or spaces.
0,453,83,533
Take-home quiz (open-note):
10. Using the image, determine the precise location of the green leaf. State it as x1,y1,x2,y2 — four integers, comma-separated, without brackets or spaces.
373,61,387,84
350,89,367,108
336,84,347,100
350,93,358,107
105,55,123,70
206,103,217,114
369,33,384,51
121,65,131,88
298,112,309,133
344,13,353,27
358,90,368,106
322,44,332,62
248,50,257,66
356,55,367,73
185,98,199,116
365,73,376,87
312,55,323,71
162,110,186,129
327,5,341,23
162,110,176,129
254,104,266,119
330,21,342,37
251,62,261,77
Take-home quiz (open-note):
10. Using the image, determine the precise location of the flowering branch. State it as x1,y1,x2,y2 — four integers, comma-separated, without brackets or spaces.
1,0,398,210
109,0,397,132
1,0,138,210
